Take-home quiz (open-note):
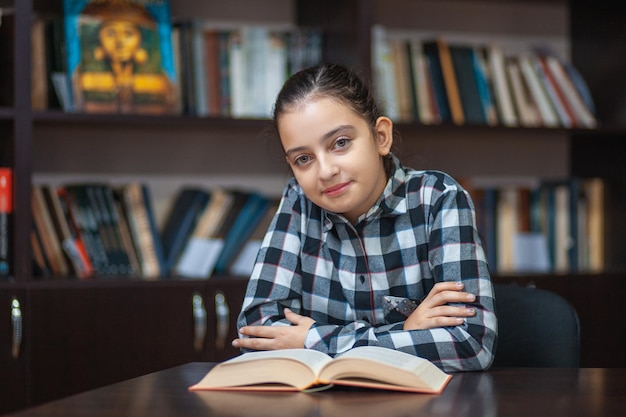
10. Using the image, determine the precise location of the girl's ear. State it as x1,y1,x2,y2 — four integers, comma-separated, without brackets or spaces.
375,116,394,156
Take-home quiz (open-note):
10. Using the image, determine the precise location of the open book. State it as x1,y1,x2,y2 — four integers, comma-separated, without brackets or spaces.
189,346,452,394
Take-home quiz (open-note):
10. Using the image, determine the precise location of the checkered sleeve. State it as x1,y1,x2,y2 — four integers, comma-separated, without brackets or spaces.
237,181,306,332
419,177,497,371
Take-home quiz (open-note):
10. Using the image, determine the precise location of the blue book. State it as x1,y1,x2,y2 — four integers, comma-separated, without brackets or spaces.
449,44,486,125
140,184,167,277
422,40,452,123
213,192,271,275
160,188,211,275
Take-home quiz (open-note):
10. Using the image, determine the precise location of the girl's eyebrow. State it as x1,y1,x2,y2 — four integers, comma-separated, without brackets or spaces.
285,125,354,157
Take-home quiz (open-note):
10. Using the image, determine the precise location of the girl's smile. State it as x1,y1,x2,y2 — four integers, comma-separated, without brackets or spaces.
322,181,352,197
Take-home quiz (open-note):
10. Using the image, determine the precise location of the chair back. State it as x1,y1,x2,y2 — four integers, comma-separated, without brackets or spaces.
491,283,580,368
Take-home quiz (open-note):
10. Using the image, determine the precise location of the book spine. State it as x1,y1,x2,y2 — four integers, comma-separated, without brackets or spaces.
0,168,12,278
422,40,452,123
518,54,560,127
32,185,70,277
533,54,575,128
487,44,518,127
449,45,485,125
436,38,465,125
370,25,399,120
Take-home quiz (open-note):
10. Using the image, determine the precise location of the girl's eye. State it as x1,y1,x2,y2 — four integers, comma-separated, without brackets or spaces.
294,155,312,166
333,137,350,150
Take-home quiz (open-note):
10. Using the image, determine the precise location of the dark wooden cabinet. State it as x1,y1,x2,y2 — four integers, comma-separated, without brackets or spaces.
8,279,245,411
1,0,626,415
0,288,29,414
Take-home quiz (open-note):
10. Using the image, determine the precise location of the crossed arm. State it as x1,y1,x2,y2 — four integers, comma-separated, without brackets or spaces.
232,281,476,351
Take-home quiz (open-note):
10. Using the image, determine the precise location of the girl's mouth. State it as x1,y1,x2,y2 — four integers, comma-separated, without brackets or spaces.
323,182,350,197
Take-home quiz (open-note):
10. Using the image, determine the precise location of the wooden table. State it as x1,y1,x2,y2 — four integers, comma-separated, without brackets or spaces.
7,363,626,417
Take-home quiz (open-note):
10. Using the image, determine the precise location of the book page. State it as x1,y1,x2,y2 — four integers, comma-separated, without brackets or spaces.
189,349,335,391
333,346,429,373
222,349,332,376
319,346,451,393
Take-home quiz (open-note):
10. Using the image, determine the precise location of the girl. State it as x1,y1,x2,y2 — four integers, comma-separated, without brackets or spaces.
233,63,497,372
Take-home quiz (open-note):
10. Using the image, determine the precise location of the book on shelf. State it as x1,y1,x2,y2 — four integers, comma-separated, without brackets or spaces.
518,54,560,128
389,39,415,123
174,187,235,279
31,227,52,277
229,199,279,277
31,17,48,110
213,192,272,275
409,40,440,125
89,184,135,275
186,189,249,275
486,43,518,127
449,44,486,125
203,28,221,116
424,38,464,125
421,39,452,124
371,25,399,121
61,184,108,275
30,15,65,111
189,346,451,394
40,184,93,279
0,168,12,278
169,22,184,115
118,182,166,279
110,188,142,277
172,20,321,118
532,53,576,128
160,187,211,276
62,183,134,276
471,46,499,126
31,184,71,277
172,20,196,115
466,175,604,274
582,178,604,272
505,56,541,127
543,54,597,129
63,0,179,114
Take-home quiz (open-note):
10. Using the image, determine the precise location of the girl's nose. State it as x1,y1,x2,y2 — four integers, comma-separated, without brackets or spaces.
317,155,339,180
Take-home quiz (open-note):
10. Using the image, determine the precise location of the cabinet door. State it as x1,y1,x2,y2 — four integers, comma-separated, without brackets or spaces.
27,282,210,407
207,278,248,361
0,289,28,415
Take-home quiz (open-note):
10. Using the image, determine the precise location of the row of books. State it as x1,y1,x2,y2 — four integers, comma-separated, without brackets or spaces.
31,182,279,280
31,5,322,116
172,21,323,118
462,176,605,274
372,26,598,128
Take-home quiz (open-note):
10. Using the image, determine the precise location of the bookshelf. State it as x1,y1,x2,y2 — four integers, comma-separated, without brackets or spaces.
1,0,626,413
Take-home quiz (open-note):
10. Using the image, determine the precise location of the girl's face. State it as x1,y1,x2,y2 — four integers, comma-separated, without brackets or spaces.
279,97,393,223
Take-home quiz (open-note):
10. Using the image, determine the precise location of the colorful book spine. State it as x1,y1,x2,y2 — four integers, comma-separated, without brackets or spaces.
0,168,12,278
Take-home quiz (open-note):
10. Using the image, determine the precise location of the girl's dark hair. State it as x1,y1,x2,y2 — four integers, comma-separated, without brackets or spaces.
272,63,399,176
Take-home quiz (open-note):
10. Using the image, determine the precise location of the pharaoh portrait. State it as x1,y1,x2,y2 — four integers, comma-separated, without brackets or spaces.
71,0,177,114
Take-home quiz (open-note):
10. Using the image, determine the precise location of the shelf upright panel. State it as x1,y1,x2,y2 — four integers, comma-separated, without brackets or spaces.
12,0,33,281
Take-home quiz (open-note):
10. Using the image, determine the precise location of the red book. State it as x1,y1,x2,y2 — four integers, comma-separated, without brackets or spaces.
0,167,13,277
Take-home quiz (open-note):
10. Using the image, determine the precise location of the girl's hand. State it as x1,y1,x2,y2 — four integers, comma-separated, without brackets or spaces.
404,282,476,330
232,308,315,351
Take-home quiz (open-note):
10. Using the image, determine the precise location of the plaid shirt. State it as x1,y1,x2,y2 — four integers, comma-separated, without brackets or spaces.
237,156,497,372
